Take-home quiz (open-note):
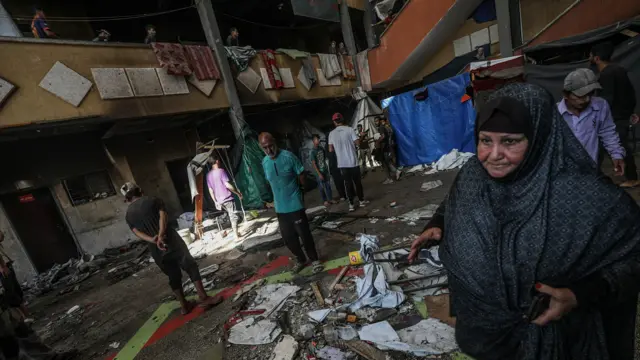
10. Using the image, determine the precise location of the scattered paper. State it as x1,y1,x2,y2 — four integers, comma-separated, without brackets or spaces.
316,346,353,360
67,305,80,315
357,320,458,356
308,309,332,323
109,342,120,349
369,218,379,224
322,221,343,229
336,325,359,340
398,204,439,223
251,283,300,317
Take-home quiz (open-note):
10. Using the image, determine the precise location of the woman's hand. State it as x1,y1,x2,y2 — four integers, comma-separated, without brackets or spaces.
531,283,577,326
408,227,442,263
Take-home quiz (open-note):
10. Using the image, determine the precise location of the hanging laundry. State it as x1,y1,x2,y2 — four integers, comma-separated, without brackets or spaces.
317,54,342,80
151,43,192,76
302,58,317,85
260,50,284,90
184,45,220,81
225,46,258,73
339,55,357,80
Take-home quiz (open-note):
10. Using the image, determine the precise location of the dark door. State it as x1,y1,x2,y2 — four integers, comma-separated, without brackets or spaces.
1,188,78,272
166,158,194,212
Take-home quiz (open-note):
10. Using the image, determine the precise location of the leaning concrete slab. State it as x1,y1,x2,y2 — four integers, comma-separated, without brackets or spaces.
91,68,134,100
125,68,163,97
39,61,92,107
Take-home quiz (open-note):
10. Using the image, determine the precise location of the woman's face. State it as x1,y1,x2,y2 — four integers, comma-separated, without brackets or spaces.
477,131,529,178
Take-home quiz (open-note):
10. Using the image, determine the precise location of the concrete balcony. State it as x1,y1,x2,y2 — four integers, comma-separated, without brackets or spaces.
0,38,357,129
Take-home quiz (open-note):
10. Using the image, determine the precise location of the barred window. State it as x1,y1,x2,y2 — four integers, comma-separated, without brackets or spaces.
63,171,116,206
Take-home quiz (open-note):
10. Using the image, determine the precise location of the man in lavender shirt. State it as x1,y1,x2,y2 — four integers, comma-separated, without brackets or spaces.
207,154,243,239
558,68,626,177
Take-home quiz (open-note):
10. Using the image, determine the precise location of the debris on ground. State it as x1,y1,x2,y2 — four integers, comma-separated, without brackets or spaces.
420,180,443,192
271,335,298,360
424,149,474,174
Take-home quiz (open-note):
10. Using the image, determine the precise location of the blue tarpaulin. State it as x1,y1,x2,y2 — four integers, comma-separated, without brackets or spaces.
382,74,476,167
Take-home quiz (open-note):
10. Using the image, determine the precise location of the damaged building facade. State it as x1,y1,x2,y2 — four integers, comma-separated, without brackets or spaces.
0,0,367,281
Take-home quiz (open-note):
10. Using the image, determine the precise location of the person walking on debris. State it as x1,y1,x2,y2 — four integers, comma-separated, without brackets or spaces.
328,113,368,212
259,132,324,274
121,183,221,315
0,232,31,324
591,42,639,187
375,116,401,184
310,134,334,207
207,154,243,239
357,124,374,174
558,68,625,176
409,83,640,360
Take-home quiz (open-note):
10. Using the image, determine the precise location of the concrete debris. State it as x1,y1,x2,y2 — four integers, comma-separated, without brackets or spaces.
250,283,300,317
321,221,343,229
369,218,379,224
308,309,332,323
430,149,474,172
339,340,388,360
297,324,316,340
316,346,355,360
306,206,327,217
358,320,458,356
271,335,298,360
228,317,282,345
397,204,439,223
66,305,80,315
23,241,150,301
335,325,358,341
108,342,120,349
420,180,443,192
232,279,267,302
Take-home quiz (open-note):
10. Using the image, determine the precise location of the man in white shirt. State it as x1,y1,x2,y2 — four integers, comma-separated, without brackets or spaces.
328,113,368,212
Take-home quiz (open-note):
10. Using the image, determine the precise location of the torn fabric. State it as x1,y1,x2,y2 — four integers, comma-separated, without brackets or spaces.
151,42,192,76
356,50,372,91
318,53,342,80
260,50,284,89
184,45,220,81
225,46,257,72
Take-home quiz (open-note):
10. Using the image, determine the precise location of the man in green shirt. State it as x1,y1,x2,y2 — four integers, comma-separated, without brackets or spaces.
259,132,323,274
310,134,334,207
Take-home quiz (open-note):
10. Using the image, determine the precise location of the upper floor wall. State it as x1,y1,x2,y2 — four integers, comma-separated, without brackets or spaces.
521,0,640,47
0,38,357,129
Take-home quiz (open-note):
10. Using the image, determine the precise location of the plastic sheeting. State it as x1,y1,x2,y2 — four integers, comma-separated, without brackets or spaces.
234,133,273,209
382,73,476,167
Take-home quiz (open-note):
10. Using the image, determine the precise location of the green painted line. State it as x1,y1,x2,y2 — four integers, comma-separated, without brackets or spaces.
113,302,175,360
412,298,428,318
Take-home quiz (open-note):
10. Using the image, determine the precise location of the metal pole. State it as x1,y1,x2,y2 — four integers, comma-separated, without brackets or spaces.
339,0,362,87
495,0,514,57
195,0,246,138
363,0,376,48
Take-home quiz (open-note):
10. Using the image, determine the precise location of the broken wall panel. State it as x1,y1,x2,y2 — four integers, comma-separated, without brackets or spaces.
188,75,217,97
0,76,16,108
156,68,190,95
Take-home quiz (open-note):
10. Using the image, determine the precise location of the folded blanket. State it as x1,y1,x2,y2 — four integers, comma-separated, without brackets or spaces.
151,42,192,76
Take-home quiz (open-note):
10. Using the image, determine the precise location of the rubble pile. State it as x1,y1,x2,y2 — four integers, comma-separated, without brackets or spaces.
220,233,458,360
22,242,150,301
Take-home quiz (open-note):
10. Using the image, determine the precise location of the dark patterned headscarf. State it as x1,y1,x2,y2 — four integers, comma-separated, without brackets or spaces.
439,83,640,359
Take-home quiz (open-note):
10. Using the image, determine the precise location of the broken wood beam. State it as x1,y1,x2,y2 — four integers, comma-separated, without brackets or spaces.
328,266,350,293
310,282,325,306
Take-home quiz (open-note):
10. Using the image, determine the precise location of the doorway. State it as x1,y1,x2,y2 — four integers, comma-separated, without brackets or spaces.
0,188,78,273
166,158,194,213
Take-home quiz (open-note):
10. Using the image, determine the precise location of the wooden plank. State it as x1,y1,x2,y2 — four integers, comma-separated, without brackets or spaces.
310,282,325,306
328,266,349,293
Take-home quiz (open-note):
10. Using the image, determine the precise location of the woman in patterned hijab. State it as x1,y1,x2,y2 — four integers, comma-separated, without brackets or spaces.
409,83,640,359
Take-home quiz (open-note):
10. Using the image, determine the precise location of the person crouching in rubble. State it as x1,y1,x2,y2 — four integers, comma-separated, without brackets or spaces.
121,182,221,315
408,83,640,360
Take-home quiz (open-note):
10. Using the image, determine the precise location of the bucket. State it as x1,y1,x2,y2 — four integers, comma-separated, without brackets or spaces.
177,229,194,245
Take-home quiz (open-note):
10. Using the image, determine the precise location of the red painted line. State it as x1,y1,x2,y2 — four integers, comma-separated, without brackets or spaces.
144,256,292,347
327,266,363,277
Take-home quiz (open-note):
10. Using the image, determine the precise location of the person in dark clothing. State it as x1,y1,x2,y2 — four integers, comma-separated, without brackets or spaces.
310,134,334,207
409,83,640,360
375,116,401,184
121,183,221,315
591,42,639,187
0,232,30,323
226,27,240,46
328,148,346,201
144,24,156,44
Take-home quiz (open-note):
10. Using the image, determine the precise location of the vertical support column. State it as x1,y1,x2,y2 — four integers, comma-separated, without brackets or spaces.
495,0,514,57
195,0,246,138
363,0,376,48
340,0,362,87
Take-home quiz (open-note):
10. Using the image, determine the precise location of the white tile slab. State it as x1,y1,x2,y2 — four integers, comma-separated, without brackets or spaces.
236,68,261,94
39,61,92,107
187,74,217,96
125,68,163,97
155,68,189,95
453,36,472,57
259,68,274,90
0,77,16,107
91,68,134,99
280,68,295,89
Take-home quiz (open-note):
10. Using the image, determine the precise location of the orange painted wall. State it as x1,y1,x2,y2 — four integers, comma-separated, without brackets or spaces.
526,0,640,47
367,0,456,85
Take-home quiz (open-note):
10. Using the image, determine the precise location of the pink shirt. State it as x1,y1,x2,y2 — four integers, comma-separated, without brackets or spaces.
206,168,234,205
